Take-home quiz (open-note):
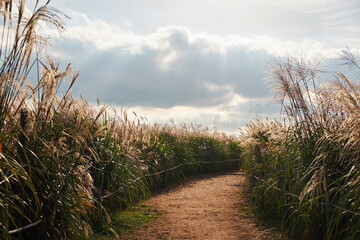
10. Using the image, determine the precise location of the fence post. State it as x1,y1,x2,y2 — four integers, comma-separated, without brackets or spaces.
181,158,185,177
163,163,168,187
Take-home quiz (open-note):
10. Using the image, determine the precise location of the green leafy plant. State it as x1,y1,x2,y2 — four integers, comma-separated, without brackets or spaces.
241,50,360,240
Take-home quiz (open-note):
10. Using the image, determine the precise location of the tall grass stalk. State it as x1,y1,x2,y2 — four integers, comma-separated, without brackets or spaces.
0,2,242,239
241,50,360,240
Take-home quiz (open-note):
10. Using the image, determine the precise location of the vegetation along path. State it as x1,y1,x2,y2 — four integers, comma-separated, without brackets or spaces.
124,171,274,240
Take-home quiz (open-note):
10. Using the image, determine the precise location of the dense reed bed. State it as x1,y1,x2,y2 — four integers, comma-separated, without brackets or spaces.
0,1,242,239
240,51,360,239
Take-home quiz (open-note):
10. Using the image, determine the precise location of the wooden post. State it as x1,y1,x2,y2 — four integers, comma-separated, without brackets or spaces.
182,159,186,177
163,163,168,187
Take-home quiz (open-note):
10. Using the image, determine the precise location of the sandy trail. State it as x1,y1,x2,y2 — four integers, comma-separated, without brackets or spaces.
125,171,273,240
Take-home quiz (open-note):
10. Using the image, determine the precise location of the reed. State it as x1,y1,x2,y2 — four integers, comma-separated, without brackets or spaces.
0,2,242,239
241,49,360,239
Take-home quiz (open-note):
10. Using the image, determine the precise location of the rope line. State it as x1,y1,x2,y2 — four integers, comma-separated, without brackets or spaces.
145,159,240,176
7,159,241,232
102,176,143,199
184,158,240,165
145,169,166,177
8,219,43,235
102,159,241,199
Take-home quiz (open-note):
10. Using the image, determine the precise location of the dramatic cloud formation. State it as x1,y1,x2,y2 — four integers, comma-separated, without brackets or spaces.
51,0,360,47
57,13,342,105
44,0,359,134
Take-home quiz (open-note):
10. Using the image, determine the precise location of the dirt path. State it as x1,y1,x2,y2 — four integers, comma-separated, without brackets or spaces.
124,171,274,240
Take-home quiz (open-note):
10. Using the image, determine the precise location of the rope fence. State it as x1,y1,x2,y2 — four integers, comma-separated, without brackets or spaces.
8,219,43,235
144,158,241,177
183,158,241,165
101,158,241,199
7,158,241,234
9,159,359,235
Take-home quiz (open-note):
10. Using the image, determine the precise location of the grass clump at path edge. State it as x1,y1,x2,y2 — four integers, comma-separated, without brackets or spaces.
0,2,242,239
240,51,360,240
86,205,162,240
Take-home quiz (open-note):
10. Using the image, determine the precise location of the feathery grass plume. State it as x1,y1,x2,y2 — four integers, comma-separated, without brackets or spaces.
241,49,360,239
0,1,243,239
0,1,90,239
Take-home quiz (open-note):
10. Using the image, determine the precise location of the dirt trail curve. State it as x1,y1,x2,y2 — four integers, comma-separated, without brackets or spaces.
124,171,274,240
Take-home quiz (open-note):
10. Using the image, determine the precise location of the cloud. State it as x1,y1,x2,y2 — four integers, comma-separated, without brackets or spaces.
63,13,343,57
61,12,143,53
49,0,360,52
57,13,346,106
51,12,358,133
110,100,282,136
272,0,340,12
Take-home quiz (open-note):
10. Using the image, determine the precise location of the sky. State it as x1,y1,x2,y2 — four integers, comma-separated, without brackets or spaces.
36,0,360,134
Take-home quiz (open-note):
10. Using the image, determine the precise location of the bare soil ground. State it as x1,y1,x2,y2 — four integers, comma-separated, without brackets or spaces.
123,171,275,240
